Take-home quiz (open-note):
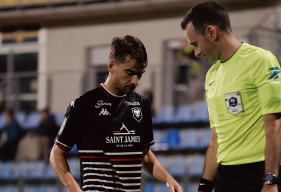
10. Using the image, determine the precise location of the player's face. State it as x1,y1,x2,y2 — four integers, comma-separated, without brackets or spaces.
112,59,146,95
185,22,219,63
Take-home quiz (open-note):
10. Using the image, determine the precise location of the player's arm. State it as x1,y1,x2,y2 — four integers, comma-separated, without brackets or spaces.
50,145,83,192
199,127,219,192
261,113,281,192
142,146,183,192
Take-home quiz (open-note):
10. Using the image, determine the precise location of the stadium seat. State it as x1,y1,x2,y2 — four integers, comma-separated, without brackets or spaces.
69,144,78,154
26,161,46,179
144,183,155,192
55,113,65,127
15,111,27,129
68,158,80,179
174,104,193,124
179,129,199,149
24,112,40,130
164,129,180,149
197,128,211,148
0,161,13,179
193,102,209,122
34,185,47,192
0,185,16,192
12,161,29,179
45,163,57,180
153,105,175,124
0,113,7,130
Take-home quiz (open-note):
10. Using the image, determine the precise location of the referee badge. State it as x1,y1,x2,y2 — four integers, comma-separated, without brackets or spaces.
225,91,243,115
132,107,142,122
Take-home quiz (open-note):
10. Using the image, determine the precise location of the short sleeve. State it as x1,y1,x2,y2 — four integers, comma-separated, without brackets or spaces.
55,100,85,150
251,51,281,115
141,99,154,147
206,88,215,128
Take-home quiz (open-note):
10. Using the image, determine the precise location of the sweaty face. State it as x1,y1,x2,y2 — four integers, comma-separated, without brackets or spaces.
185,22,219,64
112,59,146,95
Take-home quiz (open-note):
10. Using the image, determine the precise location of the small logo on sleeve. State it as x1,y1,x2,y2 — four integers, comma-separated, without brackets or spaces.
268,67,280,80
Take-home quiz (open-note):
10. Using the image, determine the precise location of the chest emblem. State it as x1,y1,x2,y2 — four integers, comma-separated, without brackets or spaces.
131,107,142,122
225,92,243,115
99,108,111,116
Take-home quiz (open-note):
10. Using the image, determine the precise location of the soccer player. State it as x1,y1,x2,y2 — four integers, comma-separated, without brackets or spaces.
50,35,183,192
181,1,281,192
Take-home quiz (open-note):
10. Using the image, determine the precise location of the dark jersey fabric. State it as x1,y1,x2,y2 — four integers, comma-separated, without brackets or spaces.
55,84,154,192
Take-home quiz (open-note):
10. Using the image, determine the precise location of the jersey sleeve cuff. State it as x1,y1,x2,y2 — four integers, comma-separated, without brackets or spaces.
261,108,281,115
143,140,155,148
54,139,72,150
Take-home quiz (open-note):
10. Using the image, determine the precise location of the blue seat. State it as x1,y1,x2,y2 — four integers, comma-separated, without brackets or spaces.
174,104,193,124
197,128,211,148
164,129,180,149
55,113,65,127
69,144,78,154
193,102,209,122
0,161,13,179
144,183,155,192
159,183,170,192
34,185,47,192
15,111,27,129
45,164,57,179
153,105,175,124
12,161,29,179
24,112,40,130
68,158,80,179
157,156,168,167
0,113,7,130
0,185,15,192
179,129,199,149
26,161,46,179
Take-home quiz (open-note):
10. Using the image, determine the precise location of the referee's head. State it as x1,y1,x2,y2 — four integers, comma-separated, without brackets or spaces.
181,1,232,63
107,35,147,95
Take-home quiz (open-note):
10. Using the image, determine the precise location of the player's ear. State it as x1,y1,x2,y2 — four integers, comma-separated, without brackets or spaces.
206,26,219,41
108,60,115,74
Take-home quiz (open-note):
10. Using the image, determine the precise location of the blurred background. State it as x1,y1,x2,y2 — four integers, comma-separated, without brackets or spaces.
0,0,280,191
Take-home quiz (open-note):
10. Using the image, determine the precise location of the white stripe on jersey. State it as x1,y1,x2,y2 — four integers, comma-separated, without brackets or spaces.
84,173,118,178
79,150,103,153
82,162,111,165
55,139,72,149
84,167,115,171
116,170,141,174
84,179,140,186
143,140,154,147
104,152,142,155
120,177,141,180
112,164,142,167
83,184,140,192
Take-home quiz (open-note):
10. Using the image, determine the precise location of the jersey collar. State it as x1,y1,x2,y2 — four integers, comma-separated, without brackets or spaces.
99,84,127,101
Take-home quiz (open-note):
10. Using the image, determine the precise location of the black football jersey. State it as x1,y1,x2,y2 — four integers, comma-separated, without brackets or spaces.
55,84,154,192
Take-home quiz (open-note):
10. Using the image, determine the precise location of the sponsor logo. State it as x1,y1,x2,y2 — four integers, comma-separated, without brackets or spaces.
106,123,140,144
113,123,135,135
132,107,142,122
268,67,280,80
99,108,111,116
124,101,140,106
95,100,111,108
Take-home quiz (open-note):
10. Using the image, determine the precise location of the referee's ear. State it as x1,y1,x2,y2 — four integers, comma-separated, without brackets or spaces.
108,59,115,74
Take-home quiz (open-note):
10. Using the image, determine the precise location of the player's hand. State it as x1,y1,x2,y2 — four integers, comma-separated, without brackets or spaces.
165,178,183,192
260,184,278,192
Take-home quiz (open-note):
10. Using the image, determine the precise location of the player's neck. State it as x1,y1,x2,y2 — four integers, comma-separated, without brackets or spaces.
103,78,126,97
219,34,242,62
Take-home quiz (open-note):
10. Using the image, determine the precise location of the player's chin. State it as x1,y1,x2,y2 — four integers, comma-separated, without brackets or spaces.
125,88,135,95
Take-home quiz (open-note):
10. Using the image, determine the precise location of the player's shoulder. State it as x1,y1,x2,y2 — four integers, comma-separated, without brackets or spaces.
126,92,149,105
70,87,103,110
240,43,273,60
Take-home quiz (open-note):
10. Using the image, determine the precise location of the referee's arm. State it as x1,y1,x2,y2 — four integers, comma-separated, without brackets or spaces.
199,127,219,191
262,113,281,192
50,145,83,192
142,146,183,192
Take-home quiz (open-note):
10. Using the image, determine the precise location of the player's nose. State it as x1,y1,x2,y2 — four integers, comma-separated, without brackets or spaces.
131,75,139,86
194,48,201,57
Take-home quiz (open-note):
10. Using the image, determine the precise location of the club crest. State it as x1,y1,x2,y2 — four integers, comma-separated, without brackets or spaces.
131,107,142,122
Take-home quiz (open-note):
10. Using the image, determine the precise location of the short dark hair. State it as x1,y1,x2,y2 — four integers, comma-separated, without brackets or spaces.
109,35,148,67
181,1,231,35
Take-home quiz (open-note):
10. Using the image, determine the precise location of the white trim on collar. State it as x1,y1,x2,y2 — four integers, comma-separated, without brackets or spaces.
100,84,126,98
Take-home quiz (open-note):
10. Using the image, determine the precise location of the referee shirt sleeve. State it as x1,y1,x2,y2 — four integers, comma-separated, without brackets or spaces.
141,99,154,148
251,51,281,115
55,100,85,150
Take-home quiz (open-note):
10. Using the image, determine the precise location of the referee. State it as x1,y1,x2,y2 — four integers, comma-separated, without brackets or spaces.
181,1,281,192
50,35,183,192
